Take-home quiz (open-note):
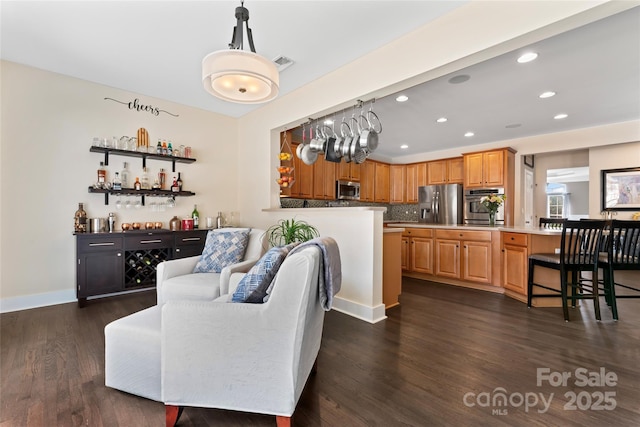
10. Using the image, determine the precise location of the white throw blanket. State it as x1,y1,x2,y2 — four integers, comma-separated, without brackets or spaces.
286,237,342,310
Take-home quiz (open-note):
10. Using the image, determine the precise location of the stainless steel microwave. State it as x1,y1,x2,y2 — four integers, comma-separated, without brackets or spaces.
464,188,505,225
336,180,360,200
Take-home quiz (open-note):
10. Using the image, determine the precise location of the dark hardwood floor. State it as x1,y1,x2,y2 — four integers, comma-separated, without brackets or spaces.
2,278,639,426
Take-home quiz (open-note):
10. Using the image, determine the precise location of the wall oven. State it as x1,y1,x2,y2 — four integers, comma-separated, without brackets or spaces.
464,188,505,225
336,180,360,201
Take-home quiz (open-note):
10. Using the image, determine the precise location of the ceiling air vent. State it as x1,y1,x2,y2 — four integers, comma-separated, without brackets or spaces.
273,55,294,72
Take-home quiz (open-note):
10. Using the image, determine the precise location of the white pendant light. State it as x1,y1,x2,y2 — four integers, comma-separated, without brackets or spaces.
202,2,279,104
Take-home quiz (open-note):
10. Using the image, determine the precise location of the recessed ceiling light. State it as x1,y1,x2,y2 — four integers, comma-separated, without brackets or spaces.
436,117,448,123
324,119,333,125
554,113,568,120
448,74,470,84
400,144,409,149
505,123,522,128
517,52,538,63
464,132,474,137
396,95,409,102
539,91,556,99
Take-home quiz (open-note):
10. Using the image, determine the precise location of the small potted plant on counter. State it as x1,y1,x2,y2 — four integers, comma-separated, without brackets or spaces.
265,218,319,247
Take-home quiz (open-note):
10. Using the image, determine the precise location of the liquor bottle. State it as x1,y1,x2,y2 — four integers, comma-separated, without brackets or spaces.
141,167,150,190
74,203,87,233
97,162,107,186
120,162,130,188
192,204,200,229
134,177,141,190
112,172,122,190
156,139,162,154
158,168,166,190
162,141,168,155
167,142,173,155
177,172,183,191
171,177,179,193
216,211,223,229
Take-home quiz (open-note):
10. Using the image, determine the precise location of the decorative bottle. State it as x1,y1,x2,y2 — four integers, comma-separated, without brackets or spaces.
156,139,162,154
120,162,130,188
141,167,150,190
216,211,223,229
134,177,141,190
158,168,166,190
192,205,200,229
97,162,107,187
171,176,179,193
74,203,87,233
177,172,183,191
112,172,122,190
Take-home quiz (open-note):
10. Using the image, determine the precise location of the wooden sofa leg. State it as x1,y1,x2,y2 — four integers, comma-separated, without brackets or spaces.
276,415,292,427
166,405,184,427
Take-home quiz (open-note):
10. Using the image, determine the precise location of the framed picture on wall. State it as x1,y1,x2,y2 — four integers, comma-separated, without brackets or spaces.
601,167,640,211
523,155,535,168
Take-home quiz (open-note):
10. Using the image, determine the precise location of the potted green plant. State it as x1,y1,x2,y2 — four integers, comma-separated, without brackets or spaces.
265,218,319,247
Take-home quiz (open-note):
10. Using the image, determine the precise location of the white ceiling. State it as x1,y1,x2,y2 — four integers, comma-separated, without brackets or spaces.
2,2,639,160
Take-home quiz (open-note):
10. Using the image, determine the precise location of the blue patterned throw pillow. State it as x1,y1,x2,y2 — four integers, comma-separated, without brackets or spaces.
231,243,298,303
192,229,251,273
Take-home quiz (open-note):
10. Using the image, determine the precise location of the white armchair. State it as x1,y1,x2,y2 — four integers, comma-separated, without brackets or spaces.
105,246,325,427
156,228,267,305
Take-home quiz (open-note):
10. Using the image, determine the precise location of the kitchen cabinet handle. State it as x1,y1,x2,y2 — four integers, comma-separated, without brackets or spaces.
181,237,201,242
89,242,115,247
140,239,162,244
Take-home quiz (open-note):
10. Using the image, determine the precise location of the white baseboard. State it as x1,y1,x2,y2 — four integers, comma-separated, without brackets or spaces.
331,296,387,324
0,289,77,313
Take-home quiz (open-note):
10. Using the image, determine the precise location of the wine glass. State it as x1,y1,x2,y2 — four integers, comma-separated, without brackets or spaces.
115,198,122,210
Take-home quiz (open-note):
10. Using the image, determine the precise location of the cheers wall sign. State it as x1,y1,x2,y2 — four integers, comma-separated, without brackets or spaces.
104,97,179,117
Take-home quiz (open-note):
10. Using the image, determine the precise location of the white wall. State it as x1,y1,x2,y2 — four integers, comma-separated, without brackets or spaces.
0,61,238,311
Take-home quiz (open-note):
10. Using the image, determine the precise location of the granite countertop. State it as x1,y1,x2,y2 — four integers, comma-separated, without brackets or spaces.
388,222,563,235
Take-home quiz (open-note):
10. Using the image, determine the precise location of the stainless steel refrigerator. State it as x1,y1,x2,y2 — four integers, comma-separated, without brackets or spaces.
418,184,463,224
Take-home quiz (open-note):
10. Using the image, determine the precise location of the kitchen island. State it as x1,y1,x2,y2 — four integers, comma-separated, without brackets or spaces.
387,222,563,306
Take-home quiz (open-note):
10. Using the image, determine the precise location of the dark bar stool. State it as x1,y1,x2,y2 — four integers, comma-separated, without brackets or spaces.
600,219,640,320
527,220,607,321
539,217,566,229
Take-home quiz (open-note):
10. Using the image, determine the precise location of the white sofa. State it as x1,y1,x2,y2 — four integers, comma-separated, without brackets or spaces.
105,246,324,426
156,228,267,305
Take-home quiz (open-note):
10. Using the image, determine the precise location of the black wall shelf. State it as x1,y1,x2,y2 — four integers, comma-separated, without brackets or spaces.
90,146,196,172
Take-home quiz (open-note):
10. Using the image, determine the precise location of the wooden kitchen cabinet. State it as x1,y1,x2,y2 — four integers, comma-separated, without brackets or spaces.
463,148,513,188
360,161,375,202
501,232,529,295
374,161,390,203
402,228,433,274
390,165,405,204
313,156,336,200
428,157,464,184
337,162,361,181
291,143,313,198
405,163,419,203
435,229,492,284
416,162,428,187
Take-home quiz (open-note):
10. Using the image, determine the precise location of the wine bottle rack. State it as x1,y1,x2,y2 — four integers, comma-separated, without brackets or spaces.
124,248,170,288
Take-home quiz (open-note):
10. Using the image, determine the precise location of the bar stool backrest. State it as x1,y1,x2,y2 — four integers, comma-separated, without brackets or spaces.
560,220,607,266
608,220,640,266
540,217,566,229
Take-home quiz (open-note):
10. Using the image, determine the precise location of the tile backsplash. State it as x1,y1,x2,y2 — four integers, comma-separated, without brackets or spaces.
280,198,420,222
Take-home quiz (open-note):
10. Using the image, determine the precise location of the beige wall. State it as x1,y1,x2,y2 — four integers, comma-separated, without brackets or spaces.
2,1,639,313
0,61,237,309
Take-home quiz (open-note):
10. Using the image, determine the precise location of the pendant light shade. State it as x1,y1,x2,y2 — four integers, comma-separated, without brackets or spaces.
202,50,279,104
202,2,279,104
